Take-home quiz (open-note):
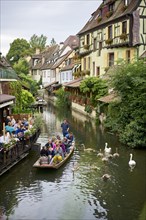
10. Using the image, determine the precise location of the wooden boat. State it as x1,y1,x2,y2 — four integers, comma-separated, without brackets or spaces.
33,143,75,169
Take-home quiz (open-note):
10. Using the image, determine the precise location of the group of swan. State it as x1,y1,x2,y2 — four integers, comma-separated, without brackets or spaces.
97,143,136,180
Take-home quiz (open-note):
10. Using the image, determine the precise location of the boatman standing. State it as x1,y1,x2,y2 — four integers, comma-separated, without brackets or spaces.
61,119,70,137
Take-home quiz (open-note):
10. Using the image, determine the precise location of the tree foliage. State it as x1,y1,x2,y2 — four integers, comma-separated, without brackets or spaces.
29,34,47,51
50,38,57,46
13,58,29,75
6,38,30,65
80,77,108,106
106,59,146,148
55,88,71,108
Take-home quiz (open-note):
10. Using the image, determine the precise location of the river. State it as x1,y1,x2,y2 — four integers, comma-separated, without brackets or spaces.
0,103,146,220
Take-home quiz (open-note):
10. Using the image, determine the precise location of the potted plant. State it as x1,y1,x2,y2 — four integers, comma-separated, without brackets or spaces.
105,38,113,45
24,130,32,139
83,44,90,50
106,11,113,18
97,17,102,23
120,33,127,41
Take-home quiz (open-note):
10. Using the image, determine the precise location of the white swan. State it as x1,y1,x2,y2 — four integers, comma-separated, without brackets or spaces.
129,153,136,167
101,174,111,181
97,149,104,157
113,148,120,158
72,162,79,172
81,144,95,152
102,156,109,163
104,142,111,154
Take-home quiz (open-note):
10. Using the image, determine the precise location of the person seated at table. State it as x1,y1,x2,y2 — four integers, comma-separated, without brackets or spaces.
5,122,15,134
53,143,64,164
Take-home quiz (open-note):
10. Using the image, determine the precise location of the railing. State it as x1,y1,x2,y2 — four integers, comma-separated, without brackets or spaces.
0,128,40,176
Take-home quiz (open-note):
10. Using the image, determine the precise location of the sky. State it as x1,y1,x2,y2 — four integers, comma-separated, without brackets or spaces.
0,0,102,56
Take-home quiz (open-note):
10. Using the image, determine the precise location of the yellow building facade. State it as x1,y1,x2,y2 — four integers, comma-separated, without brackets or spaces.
78,0,146,77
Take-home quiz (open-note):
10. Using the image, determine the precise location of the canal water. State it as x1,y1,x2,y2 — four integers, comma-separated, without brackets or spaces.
0,103,146,220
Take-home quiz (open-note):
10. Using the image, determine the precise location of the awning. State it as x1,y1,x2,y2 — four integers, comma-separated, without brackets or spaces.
43,81,58,89
0,94,15,108
52,83,62,89
64,78,82,88
97,93,119,103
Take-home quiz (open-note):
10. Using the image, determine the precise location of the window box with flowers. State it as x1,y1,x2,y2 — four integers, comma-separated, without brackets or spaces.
121,5,128,12
104,67,110,72
119,33,127,41
97,17,102,23
105,38,113,45
84,70,90,76
83,44,90,50
106,11,113,18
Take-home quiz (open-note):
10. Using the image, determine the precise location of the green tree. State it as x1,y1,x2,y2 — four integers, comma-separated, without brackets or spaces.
21,89,35,109
29,34,47,51
106,59,146,148
80,77,108,106
50,38,56,46
6,38,30,65
55,88,71,108
13,58,29,75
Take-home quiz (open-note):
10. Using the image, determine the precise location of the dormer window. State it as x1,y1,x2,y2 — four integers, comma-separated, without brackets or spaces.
109,3,114,12
122,21,127,33
124,0,130,6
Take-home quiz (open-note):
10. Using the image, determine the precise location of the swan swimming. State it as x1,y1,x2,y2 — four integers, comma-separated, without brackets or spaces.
113,148,120,158
104,142,111,154
128,153,136,167
97,149,104,157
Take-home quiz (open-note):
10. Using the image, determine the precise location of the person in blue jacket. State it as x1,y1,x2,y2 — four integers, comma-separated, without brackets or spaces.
61,119,70,137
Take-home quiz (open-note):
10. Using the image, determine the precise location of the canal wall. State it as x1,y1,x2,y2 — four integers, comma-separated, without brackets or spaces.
44,93,96,119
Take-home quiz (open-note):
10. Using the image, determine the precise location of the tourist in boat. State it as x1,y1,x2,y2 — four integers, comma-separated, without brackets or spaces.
61,119,70,137
47,145,55,163
58,140,66,156
62,137,70,154
53,143,64,163
40,146,48,157
65,132,74,144
45,138,53,148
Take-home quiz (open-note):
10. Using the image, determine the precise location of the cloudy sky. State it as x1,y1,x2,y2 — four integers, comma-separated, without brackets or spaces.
1,0,102,56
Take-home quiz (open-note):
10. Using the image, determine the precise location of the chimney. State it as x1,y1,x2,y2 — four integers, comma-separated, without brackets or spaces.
59,42,64,49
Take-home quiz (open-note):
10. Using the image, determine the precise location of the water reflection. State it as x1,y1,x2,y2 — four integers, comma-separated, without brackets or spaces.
0,103,146,220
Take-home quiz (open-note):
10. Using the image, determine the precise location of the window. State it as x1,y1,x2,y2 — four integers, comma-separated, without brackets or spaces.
88,57,90,70
86,34,90,45
109,53,114,66
126,50,130,63
124,0,130,6
93,62,95,76
109,3,114,12
108,26,113,39
96,67,100,76
99,42,102,56
93,38,97,51
122,21,127,33
84,58,86,70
